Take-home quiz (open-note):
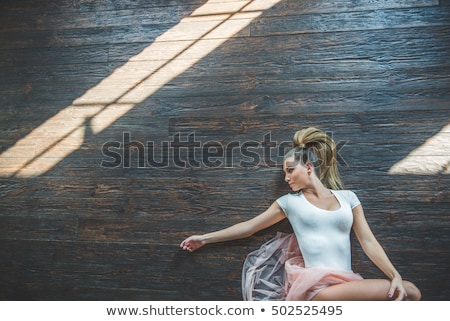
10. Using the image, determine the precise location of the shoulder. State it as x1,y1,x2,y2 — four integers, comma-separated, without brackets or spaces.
276,193,301,212
276,193,294,205
333,190,361,209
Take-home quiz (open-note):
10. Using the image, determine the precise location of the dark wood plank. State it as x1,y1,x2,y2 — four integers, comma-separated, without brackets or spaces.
169,110,450,140
265,0,439,16
1,1,446,50
251,5,449,36
0,0,208,14
0,0,439,34
0,0,448,301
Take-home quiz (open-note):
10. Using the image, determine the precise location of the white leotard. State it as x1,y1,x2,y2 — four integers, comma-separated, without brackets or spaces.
276,190,361,271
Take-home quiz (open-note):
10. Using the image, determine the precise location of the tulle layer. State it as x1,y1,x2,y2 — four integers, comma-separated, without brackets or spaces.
242,233,363,301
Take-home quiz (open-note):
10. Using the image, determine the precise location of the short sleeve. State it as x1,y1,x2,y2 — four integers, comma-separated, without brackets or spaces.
345,190,361,209
276,194,290,217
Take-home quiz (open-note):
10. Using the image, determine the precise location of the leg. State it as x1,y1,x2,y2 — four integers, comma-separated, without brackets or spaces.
403,280,422,300
311,279,421,301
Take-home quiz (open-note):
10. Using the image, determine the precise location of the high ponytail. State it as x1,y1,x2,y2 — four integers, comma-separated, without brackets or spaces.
284,127,343,190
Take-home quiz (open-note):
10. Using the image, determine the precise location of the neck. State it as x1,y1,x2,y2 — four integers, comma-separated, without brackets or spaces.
301,176,329,196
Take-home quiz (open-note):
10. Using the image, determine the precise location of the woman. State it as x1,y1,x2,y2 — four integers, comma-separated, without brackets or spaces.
180,127,421,301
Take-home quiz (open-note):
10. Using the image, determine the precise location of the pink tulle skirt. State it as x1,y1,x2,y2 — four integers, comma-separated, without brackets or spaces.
242,233,363,301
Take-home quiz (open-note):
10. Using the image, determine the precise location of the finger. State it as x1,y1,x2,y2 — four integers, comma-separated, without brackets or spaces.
387,285,397,300
394,289,405,301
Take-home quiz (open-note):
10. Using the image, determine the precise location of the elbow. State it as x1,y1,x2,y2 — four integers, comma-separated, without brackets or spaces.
240,226,255,239
244,230,256,239
360,238,386,258
235,221,259,239
360,239,376,253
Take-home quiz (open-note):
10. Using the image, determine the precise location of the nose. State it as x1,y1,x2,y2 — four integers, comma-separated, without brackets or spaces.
285,174,290,182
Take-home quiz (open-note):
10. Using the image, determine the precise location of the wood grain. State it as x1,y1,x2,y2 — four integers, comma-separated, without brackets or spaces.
0,0,449,300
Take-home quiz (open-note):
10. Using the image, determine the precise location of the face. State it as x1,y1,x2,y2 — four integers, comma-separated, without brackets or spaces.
283,157,311,192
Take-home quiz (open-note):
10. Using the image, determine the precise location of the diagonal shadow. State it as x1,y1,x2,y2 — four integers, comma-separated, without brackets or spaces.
0,0,448,301
0,0,284,178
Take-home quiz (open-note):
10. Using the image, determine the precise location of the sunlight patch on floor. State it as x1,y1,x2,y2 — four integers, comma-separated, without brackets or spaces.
0,0,282,178
389,124,450,175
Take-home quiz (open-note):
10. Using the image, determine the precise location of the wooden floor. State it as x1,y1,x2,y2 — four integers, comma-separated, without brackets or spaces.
0,0,449,300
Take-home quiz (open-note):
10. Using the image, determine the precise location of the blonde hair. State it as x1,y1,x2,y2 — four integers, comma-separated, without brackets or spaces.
284,127,343,190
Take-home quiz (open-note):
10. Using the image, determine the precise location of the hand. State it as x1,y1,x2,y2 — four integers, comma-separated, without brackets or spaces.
388,275,407,301
180,235,206,252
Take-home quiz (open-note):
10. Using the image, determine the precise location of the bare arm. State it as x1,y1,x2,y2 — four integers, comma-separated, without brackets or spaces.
180,201,286,252
352,204,406,300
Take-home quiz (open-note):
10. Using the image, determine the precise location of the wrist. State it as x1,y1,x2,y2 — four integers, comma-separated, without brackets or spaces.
200,234,211,245
390,271,402,281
